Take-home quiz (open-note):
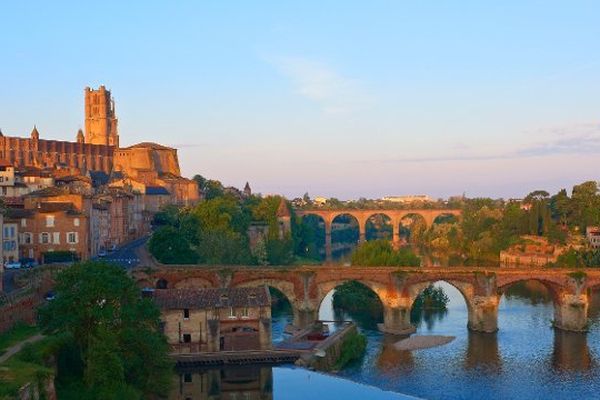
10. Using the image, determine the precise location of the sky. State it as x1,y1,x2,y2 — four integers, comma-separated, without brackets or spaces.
1,1,600,200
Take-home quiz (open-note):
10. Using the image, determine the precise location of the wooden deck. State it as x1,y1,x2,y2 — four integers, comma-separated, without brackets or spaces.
173,349,300,367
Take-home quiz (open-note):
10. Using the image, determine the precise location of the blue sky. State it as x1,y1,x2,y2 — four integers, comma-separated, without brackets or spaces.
1,1,599,199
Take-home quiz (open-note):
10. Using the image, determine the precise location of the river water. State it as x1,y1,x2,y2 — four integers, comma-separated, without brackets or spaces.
170,282,600,399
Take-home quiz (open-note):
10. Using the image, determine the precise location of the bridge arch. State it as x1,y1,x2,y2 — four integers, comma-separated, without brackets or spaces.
330,213,360,260
232,278,299,306
316,278,389,312
365,212,393,241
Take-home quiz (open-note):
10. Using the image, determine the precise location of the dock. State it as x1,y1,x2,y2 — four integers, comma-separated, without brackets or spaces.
173,350,300,367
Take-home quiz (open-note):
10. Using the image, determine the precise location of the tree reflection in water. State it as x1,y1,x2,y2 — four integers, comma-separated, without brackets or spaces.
503,281,552,305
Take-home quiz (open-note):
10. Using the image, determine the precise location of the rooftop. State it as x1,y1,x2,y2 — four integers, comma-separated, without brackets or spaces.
121,142,174,151
152,287,271,309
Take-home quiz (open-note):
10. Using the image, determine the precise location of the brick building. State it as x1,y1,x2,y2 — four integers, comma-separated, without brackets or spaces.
152,287,272,354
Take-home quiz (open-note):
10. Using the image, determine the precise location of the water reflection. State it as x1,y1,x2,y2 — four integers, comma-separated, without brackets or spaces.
170,366,273,400
464,332,501,372
551,330,593,372
270,281,600,400
374,334,415,372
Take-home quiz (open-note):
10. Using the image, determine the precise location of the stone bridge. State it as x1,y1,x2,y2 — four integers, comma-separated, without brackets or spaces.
133,265,600,335
295,209,461,261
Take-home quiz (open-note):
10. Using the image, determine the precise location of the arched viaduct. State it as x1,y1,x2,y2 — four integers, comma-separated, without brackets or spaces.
133,265,600,335
294,209,462,261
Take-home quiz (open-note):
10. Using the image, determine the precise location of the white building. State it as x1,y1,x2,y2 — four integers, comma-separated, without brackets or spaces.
381,195,432,204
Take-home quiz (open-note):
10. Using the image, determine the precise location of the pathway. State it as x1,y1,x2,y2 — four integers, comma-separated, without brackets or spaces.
0,334,44,364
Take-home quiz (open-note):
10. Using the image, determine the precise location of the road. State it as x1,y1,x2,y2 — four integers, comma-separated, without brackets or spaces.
1,236,150,293
98,236,149,269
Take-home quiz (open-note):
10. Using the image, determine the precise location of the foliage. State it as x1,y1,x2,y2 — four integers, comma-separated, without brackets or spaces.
333,330,367,370
43,250,79,263
0,323,38,355
332,281,383,320
38,261,172,399
412,285,449,310
410,284,450,326
150,186,297,265
148,226,198,264
555,249,600,268
350,240,421,266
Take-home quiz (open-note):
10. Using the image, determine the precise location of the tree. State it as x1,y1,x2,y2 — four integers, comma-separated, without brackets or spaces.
39,262,172,399
148,226,198,264
550,189,571,228
571,181,600,231
350,240,420,266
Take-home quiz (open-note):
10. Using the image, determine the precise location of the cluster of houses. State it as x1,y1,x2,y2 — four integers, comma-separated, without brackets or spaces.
0,162,188,267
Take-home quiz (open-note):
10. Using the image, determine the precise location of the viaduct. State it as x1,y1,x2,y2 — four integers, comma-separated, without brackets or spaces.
133,265,599,335
294,209,462,261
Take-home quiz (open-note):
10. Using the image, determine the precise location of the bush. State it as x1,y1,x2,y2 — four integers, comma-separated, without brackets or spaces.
334,330,367,370
350,240,421,266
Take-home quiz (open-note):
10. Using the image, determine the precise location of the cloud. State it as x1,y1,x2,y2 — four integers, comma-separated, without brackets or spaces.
270,56,373,114
517,122,600,157
357,122,600,164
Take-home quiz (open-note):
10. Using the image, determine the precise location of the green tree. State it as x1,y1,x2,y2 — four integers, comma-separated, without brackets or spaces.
571,181,600,231
148,226,198,264
350,240,420,266
38,261,172,399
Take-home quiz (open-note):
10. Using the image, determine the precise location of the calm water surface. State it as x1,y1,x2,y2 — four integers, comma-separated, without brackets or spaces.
318,282,600,400
171,282,600,399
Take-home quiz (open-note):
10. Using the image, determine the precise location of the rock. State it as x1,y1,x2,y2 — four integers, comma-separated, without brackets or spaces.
393,335,455,351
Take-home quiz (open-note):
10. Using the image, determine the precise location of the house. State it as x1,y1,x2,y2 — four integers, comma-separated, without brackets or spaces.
586,227,600,249
152,286,272,354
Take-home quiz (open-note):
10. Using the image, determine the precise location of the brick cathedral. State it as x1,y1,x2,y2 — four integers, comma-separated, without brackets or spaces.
0,86,198,204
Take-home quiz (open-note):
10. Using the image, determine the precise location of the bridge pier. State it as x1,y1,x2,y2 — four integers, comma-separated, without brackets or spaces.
467,295,499,333
392,224,401,249
293,307,318,329
378,305,416,335
553,294,589,332
324,231,332,263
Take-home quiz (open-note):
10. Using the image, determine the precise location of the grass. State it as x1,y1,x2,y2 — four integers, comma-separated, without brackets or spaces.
0,357,53,399
0,335,58,399
0,323,39,356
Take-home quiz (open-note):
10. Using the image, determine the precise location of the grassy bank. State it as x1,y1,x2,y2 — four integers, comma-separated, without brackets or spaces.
0,323,38,356
0,335,57,399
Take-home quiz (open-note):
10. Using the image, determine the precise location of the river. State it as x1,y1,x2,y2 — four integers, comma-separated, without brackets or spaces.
169,281,600,399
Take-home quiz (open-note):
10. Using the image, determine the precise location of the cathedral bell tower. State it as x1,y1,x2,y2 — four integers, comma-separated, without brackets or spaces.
84,85,119,147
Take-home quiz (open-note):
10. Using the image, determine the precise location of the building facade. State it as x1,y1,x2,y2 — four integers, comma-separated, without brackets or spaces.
153,287,272,354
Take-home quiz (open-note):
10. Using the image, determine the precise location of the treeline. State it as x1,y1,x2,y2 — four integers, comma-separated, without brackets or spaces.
151,175,317,265
417,181,600,263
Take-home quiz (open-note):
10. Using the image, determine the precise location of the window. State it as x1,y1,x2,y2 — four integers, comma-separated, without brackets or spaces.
53,232,60,244
67,232,78,244
3,227,8,237
21,218,26,227
228,307,236,319
182,334,191,343
183,309,190,319
183,373,192,383
45,215,55,227
241,308,249,318
21,232,32,244
74,218,80,227
40,232,50,244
